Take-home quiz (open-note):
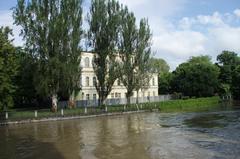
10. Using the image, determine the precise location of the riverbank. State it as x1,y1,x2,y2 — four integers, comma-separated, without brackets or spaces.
157,96,220,112
0,96,220,125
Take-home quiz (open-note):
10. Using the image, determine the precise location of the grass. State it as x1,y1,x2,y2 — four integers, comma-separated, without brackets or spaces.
1,96,220,122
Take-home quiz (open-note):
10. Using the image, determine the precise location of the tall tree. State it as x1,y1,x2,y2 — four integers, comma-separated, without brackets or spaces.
232,65,240,100
216,50,240,98
217,51,240,83
13,0,83,110
88,0,121,106
135,19,152,103
171,56,219,97
118,6,138,104
158,72,172,94
0,27,19,111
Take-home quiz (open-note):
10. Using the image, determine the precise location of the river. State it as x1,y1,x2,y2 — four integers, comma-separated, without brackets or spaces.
0,107,240,159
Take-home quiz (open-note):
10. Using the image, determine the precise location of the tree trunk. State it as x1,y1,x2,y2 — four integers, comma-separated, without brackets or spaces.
127,95,131,105
51,94,58,112
136,91,139,104
99,94,106,108
68,94,76,109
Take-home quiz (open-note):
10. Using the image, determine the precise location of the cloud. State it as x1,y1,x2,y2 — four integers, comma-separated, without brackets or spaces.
234,9,240,18
153,30,206,57
197,12,225,26
118,0,188,17
155,9,240,70
117,0,146,8
209,26,240,54
178,11,227,30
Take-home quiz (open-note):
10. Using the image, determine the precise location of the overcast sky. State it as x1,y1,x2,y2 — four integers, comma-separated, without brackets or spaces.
1,0,240,70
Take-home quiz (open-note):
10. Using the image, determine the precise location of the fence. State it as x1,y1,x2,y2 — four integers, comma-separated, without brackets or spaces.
58,95,172,108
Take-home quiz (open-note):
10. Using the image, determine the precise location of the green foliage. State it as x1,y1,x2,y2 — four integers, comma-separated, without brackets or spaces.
150,58,170,74
118,6,152,104
0,27,19,111
171,56,219,97
216,50,240,99
13,0,83,106
13,48,39,108
135,19,152,93
158,72,172,94
146,57,170,95
118,7,138,103
216,50,240,85
88,0,121,105
232,65,240,100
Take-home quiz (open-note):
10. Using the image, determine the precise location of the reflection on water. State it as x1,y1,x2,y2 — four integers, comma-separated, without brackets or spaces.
0,109,240,159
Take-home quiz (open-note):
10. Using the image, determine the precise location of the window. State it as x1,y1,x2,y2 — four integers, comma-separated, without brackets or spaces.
82,92,84,99
93,94,97,101
85,57,90,67
115,93,118,98
111,93,114,98
86,77,89,86
117,79,121,86
93,77,97,86
152,78,155,86
86,94,90,100
118,93,121,98
79,77,82,87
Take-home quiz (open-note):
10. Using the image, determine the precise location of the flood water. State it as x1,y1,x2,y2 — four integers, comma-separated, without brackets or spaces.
1,108,240,159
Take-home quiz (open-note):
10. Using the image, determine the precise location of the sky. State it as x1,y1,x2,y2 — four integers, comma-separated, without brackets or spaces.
0,0,240,70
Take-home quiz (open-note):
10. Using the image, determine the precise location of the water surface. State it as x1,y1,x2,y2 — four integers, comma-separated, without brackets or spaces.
0,109,240,159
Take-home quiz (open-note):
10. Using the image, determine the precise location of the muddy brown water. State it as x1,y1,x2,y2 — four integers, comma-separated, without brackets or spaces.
0,108,240,159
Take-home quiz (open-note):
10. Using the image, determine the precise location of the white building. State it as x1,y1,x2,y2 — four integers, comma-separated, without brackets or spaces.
75,52,158,102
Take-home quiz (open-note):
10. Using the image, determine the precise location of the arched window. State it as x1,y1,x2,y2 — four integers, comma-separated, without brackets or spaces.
93,77,97,86
117,79,121,86
152,78,155,86
86,77,89,86
85,57,90,67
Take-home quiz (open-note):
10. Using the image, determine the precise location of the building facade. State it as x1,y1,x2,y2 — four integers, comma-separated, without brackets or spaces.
75,52,158,101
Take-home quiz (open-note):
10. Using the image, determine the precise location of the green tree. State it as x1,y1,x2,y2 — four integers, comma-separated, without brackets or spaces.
217,50,240,83
150,58,170,74
118,7,138,104
232,65,240,100
0,27,19,111
171,56,219,97
149,58,170,95
216,50,240,98
134,19,152,103
158,72,172,94
88,0,121,106
13,47,38,108
13,0,83,110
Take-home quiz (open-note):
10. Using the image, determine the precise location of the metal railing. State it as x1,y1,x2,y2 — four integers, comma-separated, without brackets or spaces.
58,95,172,108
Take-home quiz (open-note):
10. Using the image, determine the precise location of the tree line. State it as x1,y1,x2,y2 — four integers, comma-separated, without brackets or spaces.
0,0,152,111
157,51,240,100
